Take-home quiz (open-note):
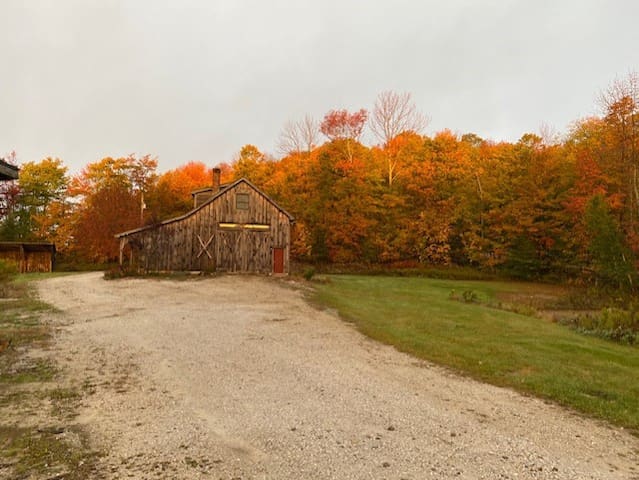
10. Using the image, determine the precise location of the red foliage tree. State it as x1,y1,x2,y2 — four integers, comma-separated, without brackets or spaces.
320,109,368,162
320,109,367,141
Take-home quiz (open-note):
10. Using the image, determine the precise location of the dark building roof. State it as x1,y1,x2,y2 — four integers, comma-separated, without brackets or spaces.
0,159,19,181
0,242,56,253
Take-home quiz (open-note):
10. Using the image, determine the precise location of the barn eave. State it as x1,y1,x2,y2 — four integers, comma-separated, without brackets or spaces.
0,159,19,181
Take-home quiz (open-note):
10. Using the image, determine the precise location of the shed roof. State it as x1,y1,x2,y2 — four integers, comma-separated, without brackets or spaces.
116,178,294,238
0,159,19,181
0,242,56,253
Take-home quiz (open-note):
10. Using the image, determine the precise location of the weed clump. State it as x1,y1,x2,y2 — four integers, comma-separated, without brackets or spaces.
559,307,639,345
449,289,479,303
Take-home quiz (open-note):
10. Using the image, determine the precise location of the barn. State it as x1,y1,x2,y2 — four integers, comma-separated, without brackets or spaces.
116,175,294,274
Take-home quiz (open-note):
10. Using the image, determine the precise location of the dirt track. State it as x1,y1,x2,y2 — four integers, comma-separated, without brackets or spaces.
38,272,639,479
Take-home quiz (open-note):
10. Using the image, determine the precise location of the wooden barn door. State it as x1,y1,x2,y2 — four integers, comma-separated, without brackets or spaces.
273,248,284,274
217,230,241,272
217,229,274,273
194,231,215,271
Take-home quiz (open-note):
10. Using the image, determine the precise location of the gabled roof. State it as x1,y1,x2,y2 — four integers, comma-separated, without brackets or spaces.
0,158,19,181
116,178,294,238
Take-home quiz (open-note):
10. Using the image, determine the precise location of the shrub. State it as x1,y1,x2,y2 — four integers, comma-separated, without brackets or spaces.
561,307,639,344
0,259,17,283
462,290,478,303
302,267,316,281
0,259,18,298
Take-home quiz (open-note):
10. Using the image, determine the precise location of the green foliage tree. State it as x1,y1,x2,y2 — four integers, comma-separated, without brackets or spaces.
0,157,68,242
584,194,636,290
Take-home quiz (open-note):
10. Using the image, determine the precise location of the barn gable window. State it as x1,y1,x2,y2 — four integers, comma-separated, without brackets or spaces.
236,193,249,210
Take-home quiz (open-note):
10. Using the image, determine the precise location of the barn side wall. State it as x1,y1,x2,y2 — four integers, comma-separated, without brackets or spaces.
122,182,291,274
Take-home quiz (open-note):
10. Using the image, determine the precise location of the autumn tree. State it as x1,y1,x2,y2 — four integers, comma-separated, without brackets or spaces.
413,130,469,265
265,149,318,260
146,161,211,221
304,141,377,262
502,136,575,277
231,145,276,189
74,183,140,263
598,72,639,241
320,108,368,162
69,157,134,196
18,157,69,244
70,155,157,263
370,91,428,186
369,131,432,263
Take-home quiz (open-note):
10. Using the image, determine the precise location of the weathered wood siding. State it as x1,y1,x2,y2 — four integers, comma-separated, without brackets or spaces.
121,180,292,274
0,243,55,273
193,191,214,208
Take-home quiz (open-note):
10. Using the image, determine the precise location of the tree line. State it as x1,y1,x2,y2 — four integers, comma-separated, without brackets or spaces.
1,74,638,289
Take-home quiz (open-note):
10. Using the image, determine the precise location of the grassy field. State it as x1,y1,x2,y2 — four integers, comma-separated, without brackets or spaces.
312,275,639,433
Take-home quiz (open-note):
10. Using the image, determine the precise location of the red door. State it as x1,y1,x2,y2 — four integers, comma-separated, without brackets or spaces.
273,248,284,274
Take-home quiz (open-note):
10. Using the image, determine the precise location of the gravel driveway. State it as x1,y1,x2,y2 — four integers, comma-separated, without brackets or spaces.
38,272,639,479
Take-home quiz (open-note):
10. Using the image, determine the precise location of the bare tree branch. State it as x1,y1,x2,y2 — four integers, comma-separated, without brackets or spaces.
371,91,428,186
277,115,319,156
597,71,639,114
370,91,429,147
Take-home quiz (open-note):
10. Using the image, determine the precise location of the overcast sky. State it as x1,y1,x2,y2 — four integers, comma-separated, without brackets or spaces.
2,0,638,174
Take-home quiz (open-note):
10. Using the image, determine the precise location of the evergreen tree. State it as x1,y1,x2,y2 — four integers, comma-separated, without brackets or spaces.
584,194,636,290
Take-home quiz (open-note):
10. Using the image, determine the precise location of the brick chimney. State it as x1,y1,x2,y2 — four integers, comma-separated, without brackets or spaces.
212,167,221,192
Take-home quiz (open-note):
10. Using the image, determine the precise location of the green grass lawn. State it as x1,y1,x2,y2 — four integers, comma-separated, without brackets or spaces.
312,275,639,432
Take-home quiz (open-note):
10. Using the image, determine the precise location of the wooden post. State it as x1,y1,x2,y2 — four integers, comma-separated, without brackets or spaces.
19,243,25,273
119,238,125,267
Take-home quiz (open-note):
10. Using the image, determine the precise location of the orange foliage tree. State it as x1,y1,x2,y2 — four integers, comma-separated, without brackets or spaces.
27,80,637,283
146,161,211,221
69,155,157,263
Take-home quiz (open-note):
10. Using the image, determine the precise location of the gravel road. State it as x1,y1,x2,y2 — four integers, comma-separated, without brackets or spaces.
38,272,639,479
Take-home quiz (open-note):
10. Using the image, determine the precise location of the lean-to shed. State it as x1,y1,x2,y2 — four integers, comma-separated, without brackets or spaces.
116,177,294,274
0,242,56,273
